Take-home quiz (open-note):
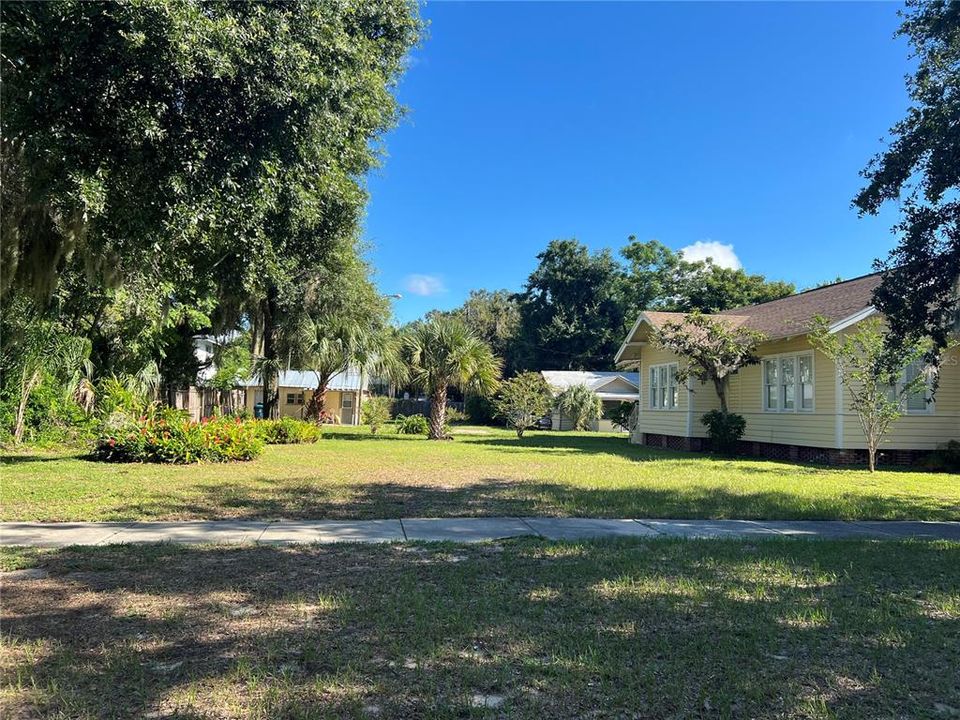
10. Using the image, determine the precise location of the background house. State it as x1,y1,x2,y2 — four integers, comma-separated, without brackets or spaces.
541,371,640,432
239,370,368,424
615,273,959,464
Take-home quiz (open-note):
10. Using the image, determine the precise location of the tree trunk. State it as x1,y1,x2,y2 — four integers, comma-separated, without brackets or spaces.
714,377,728,414
356,368,366,428
305,377,330,424
517,427,524,438
428,386,448,440
867,442,877,473
261,288,280,420
13,369,41,444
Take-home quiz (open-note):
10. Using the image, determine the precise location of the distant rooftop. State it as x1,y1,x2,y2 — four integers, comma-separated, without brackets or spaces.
239,369,365,392
541,370,640,400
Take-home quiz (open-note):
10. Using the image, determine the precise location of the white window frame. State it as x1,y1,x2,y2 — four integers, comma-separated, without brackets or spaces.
762,351,815,413
341,393,354,409
649,362,679,410
895,360,935,415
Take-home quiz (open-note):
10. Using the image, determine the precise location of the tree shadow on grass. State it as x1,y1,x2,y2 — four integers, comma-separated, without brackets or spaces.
96,476,960,523
3,539,958,718
0,454,82,465
470,433,942,476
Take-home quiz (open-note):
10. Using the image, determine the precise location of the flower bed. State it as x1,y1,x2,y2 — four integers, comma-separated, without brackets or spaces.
94,412,263,463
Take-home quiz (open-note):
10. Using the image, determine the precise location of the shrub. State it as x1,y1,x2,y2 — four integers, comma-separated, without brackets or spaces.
1,377,98,447
445,406,467,425
395,413,429,435
464,393,496,424
606,401,635,433
701,410,746,455
361,397,392,434
95,375,148,417
493,372,552,438
926,440,960,473
255,417,322,444
94,411,263,463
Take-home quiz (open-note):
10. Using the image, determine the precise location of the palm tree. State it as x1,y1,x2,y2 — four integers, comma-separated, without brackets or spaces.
403,316,501,439
299,318,406,423
555,383,602,431
9,319,93,443
280,270,407,424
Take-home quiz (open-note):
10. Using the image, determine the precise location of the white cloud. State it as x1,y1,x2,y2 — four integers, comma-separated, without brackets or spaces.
678,240,742,270
403,274,446,296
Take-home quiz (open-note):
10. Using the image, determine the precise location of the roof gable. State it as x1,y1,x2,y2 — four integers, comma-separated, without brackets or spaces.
617,272,884,363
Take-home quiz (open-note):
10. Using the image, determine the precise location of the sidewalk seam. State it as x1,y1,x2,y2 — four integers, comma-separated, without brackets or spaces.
518,517,543,538
254,520,275,544
744,519,789,537
96,522,136,546
632,519,664,535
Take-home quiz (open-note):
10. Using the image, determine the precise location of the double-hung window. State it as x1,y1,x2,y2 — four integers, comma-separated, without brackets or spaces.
649,363,679,410
895,360,934,414
764,353,814,412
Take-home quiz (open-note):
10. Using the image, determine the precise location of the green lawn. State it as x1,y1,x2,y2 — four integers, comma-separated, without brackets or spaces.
2,538,959,718
2,425,958,521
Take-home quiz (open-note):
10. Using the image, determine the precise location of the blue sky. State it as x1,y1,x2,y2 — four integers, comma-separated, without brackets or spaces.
363,1,912,323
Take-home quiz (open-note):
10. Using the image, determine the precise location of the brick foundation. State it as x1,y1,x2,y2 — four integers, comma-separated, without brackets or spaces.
639,433,931,467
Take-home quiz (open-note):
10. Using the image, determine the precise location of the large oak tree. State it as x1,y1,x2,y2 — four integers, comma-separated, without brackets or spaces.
855,0,960,354
1,0,421,417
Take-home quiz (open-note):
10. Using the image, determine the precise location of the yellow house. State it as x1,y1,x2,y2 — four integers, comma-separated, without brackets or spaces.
239,369,368,424
615,273,959,464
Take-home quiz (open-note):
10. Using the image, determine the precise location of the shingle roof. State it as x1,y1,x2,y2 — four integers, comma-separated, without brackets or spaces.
715,272,882,339
639,311,751,332
635,273,882,342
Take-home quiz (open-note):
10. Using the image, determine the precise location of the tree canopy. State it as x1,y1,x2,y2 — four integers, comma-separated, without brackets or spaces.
1,0,421,305
514,240,630,371
651,311,765,414
855,0,960,354
509,237,793,372
1,0,421,430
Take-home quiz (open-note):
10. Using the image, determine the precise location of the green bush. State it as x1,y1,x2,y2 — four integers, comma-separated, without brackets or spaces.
94,411,264,463
606,401,634,433
361,397,392,434
395,413,429,435
445,406,467,425
464,394,496,424
1,376,98,447
701,410,746,455
926,440,960,473
254,417,322,444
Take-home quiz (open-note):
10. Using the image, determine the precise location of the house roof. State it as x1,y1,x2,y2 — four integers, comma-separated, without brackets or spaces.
541,370,640,398
616,272,884,363
239,369,365,392
715,272,883,339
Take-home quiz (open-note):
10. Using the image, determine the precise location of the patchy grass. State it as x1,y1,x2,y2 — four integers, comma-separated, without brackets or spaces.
1,539,958,718
2,425,958,521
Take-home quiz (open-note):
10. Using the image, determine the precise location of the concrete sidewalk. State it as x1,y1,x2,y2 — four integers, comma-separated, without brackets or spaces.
2,518,959,547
